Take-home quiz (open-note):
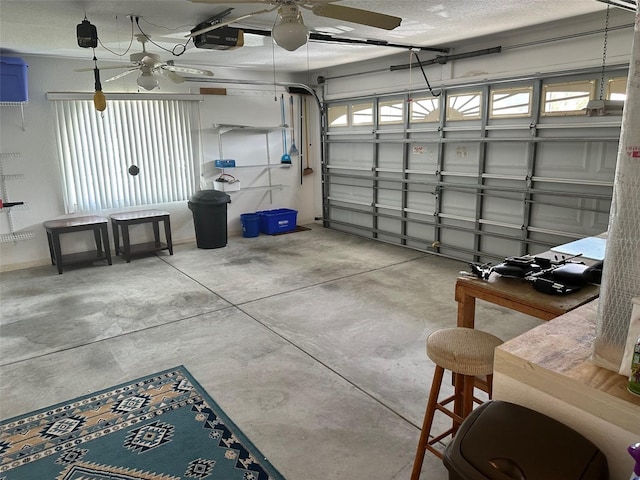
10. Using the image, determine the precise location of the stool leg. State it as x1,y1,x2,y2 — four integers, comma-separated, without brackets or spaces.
452,372,465,435
462,375,474,419
486,374,493,399
411,365,444,480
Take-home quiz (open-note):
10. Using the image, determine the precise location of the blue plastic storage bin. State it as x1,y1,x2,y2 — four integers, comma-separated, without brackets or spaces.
0,57,28,103
256,209,298,235
240,213,260,238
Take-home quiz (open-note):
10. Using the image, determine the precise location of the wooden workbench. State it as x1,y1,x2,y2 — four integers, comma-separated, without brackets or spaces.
493,299,640,479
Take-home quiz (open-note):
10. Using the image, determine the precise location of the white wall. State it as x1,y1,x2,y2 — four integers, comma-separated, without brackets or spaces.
0,55,321,271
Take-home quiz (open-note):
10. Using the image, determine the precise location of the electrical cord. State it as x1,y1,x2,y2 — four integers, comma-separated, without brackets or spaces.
98,15,135,57
134,17,192,56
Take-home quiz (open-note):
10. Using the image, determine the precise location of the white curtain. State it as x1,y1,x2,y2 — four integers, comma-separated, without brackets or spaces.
51,97,201,213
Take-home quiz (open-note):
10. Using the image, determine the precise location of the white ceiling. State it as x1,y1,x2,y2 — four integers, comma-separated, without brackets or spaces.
0,0,625,74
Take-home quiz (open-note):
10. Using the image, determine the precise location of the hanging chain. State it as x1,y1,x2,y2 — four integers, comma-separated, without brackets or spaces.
599,5,610,100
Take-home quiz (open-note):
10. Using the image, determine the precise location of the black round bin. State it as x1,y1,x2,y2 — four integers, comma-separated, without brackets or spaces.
443,400,608,480
188,190,231,249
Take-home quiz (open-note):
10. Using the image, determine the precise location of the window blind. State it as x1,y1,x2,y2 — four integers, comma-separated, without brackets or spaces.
51,97,201,213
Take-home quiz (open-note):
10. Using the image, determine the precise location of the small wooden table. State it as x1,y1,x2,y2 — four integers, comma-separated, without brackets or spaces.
43,215,112,274
455,274,600,328
110,210,173,263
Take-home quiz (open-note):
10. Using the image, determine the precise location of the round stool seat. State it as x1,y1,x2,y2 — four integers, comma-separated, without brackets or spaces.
427,327,503,377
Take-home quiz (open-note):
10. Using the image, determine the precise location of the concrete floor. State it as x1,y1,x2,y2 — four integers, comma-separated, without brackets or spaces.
0,224,541,479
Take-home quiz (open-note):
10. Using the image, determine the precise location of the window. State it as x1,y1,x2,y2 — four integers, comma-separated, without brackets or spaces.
490,87,532,118
50,95,201,213
447,92,482,120
607,76,628,101
352,102,374,125
541,80,595,116
328,105,349,127
410,96,440,123
379,99,404,124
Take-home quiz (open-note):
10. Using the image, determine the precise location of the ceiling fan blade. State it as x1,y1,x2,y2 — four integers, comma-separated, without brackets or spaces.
188,0,271,4
164,65,214,77
75,64,135,72
158,69,185,84
311,4,402,30
104,69,139,82
188,6,278,37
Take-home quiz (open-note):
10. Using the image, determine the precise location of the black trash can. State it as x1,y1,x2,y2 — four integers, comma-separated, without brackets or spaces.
188,190,231,249
443,400,608,480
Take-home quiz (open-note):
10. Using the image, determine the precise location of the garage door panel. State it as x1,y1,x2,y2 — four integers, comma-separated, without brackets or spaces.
407,189,436,213
536,141,617,180
443,143,480,173
482,196,524,226
485,143,529,176
441,188,477,219
408,143,439,171
328,143,374,168
378,142,404,170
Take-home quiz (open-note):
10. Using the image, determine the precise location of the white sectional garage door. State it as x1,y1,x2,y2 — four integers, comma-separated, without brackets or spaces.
322,71,623,263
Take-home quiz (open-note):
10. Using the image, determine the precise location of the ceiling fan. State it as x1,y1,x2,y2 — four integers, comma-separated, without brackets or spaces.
76,35,214,91
188,0,403,51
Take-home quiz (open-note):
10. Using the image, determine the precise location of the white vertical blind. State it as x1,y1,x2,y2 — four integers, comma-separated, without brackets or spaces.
51,98,200,213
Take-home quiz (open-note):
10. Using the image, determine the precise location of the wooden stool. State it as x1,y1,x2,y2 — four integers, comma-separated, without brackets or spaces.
411,327,503,479
43,215,112,274
110,210,173,263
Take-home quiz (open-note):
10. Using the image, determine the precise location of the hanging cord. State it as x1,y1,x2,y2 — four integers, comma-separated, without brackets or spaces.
98,15,135,56
599,5,611,100
272,16,278,101
413,52,441,97
306,41,311,86
135,17,191,56
408,50,414,103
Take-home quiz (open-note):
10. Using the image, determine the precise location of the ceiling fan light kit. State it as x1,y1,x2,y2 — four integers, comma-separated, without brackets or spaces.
137,71,159,91
272,5,309,51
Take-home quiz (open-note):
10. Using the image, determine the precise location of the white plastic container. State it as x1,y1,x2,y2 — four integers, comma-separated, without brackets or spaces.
619,297,640,377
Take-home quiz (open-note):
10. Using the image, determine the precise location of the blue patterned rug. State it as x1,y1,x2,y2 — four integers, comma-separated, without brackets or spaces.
0,366,285,479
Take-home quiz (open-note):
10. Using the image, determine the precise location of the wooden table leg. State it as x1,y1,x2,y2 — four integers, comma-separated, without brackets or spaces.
455,282,476,328
52,231,63,274
152,220,161,248
164,217,173,255
121,224,131,263
101,224,112,265
112,221,120,256
46,230,55,265
93,225,103,258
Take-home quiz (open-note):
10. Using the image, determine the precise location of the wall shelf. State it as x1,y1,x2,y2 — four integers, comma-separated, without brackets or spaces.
0,102,27,131
213,123,290,204
0,152,33,242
